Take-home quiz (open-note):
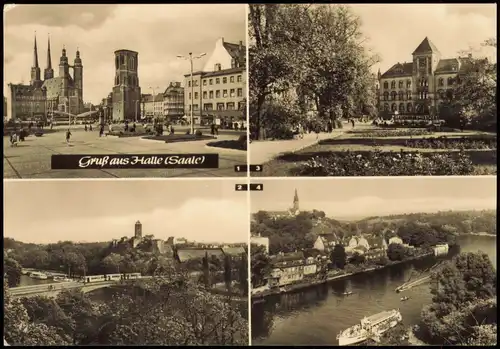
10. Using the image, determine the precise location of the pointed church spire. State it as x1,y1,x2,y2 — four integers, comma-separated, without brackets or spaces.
293,189,299,204
33,32,39,68
46,34,52,69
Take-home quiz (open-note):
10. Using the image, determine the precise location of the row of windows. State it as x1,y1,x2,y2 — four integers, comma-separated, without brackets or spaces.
382,91,412,101
115,55,136,71
115,75,138,86
187,75,243,87
187,101,244,111
189,88,243,100
382,103,430,113
383,76,460,90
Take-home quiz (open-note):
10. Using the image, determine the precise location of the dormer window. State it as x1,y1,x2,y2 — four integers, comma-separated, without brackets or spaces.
214,63,222,72
231,58,237,68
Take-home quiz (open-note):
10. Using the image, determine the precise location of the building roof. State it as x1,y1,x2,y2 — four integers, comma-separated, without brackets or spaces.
153,93,164,102
434,58,460,74
223,41,246,67
221,246,246,256
380,62,413,79
142,94,154,103
318,233,339,243
271,251,305,264
176,248,224,263
412,37,440,55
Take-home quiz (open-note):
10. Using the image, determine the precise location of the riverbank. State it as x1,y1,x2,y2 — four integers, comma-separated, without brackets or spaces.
251,252,433,300
465,233,496,237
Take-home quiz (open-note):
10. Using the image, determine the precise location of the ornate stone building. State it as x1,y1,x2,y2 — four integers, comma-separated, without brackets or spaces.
111,49,142,121
378,37,472,117
163,82,185,122
6,35,84,121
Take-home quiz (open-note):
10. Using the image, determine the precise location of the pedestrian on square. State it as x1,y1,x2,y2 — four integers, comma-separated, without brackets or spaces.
210,123,215,135
85,124,88,132
89,124,93,131
99,124,104,137
351,119,355,128
65,129,72,144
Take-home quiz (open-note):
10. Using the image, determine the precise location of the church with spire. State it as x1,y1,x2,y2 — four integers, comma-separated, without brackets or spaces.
6,34,84,121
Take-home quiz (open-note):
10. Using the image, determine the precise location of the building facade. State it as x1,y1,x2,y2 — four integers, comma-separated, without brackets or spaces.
184,38,246,126
111,49,141,121
378,37,471,118
6,35,84,121
163,82,185,122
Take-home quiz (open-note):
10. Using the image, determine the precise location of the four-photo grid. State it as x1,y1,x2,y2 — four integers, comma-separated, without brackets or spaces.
3,2,497,347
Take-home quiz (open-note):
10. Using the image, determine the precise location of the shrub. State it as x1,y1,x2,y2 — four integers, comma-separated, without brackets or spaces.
334,120,343,129
298,149,477,176
349,129,432,138
195,130,203,136
238,134,247,143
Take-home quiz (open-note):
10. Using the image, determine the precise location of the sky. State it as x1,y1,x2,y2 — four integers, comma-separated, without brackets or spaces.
251,177,497,220
3,180,248,244
3,4,246,104
349,4,497,73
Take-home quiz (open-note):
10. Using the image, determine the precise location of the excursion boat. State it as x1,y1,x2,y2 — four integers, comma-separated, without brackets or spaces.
400,296,410,302
342,291,353,296
29,271,48,280
53,276,72,282
336,309,403,346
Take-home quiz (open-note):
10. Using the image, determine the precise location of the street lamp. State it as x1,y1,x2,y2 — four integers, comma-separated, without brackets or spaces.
177,52,206,134
135,100,140,122
149,86,160,121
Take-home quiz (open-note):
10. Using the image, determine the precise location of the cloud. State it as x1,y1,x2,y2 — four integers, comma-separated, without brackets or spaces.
5,198,248,244
4,4,246,104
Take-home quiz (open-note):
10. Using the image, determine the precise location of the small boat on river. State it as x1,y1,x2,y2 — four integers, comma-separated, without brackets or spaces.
29,271,48,280
343,291,353,296
400,296,410,302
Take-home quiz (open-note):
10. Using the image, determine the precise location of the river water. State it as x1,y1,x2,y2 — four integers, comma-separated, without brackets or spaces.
251,235,496,345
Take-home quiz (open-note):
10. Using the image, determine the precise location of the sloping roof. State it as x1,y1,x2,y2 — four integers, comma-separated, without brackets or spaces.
223,41,246,67
222,246,246,256
142,94,154,103
176,248,224,262
271,251,305,264
154,93,164,102
380,62,413,79
185,67,245,78
165,236,175,245
435,58,460,74
412,37,440,55
319,233,338,243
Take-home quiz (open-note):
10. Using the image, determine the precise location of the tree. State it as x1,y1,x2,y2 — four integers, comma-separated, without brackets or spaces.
102,253,123,274
4,257,22,287
386,243,408,261
223,255,232,291
330,244,346,269
202,252,210,288
238,252,248,296
251,244,271,288
348,252,365,265
418,252,497,345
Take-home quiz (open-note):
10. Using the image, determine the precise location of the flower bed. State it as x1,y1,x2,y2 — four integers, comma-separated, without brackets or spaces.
108,130,152,138
207,140,247,151
348,129,432,138
297,150,479,176
404,136,496,150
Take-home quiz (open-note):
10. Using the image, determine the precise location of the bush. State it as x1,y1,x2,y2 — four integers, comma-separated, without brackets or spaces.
238,134,247,143
195,130,203,136
298,149,477,176
334,120,343,129
349,129,432,138
405,136,496,150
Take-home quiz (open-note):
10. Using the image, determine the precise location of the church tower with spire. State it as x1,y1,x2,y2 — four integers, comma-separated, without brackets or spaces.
289,189,300,216
30,34,42,87
44,35,54,80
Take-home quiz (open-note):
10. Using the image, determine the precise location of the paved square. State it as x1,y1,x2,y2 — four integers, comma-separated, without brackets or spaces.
3,129,247,178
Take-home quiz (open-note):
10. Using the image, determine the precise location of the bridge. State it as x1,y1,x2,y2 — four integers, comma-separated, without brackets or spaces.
395,261,443,293
9,279,141,299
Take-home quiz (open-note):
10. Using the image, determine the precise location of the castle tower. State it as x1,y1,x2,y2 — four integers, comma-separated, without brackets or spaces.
73,48,83,113
412,37,441,113
135,220,142,239
30,34,42,87
44,35,54,80
112,49,142,121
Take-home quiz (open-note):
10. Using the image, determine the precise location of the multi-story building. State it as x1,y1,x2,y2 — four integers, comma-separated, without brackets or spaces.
6,35,84,121
184,37,246,126
267,252,306,288
141,93,164,119
111,49,141,121
163,82,184,122
378,37,472,118
101,93,113,123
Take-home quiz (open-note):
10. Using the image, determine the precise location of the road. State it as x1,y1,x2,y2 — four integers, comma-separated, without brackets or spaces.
4,128,247,178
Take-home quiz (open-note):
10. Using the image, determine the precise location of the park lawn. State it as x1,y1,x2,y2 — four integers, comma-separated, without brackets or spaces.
255,130,497,177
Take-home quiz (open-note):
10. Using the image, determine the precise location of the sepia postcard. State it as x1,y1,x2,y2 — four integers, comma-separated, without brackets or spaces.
250,176,497,345
4,4,248,179
248,3,496,177
3,179,250,346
